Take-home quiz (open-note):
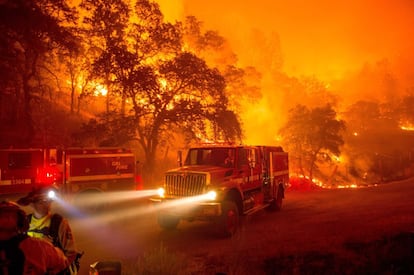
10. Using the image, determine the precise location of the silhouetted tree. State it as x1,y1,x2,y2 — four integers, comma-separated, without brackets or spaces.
77,0,242,178
72,111,135,146
0,0,78,145
399,92,414,125
80,0,130,113
342,99,411,182
182,16,262,110
280,104,345,180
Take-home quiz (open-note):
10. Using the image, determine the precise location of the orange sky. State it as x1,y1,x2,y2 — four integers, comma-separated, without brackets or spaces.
158,0,414,82
157,0,414,144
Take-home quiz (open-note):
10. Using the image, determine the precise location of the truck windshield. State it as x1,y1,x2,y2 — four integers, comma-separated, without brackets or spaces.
185,148,236,168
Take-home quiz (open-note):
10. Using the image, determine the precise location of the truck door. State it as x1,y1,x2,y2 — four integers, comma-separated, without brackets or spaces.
237,147,262,191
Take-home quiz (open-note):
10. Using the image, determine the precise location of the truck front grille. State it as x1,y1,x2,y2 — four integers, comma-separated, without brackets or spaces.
165,173,207,197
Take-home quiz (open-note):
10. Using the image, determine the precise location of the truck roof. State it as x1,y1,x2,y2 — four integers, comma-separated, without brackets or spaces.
190,144,285,152
63,147,132,155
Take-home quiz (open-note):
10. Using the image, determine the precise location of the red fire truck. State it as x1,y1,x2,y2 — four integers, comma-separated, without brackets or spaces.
0,147,137,202
151,144,289,237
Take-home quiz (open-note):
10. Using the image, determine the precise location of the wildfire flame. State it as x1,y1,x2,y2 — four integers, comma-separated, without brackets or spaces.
400,124,414,131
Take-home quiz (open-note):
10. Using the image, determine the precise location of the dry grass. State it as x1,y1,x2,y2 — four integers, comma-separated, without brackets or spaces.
235,233,411,274
122,243,188,274
120,231,413,274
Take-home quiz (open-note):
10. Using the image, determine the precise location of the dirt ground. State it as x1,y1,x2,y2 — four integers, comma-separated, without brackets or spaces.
180,179,414,274
73,178,414,274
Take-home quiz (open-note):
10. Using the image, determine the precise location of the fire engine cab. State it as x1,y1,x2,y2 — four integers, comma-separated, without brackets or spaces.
0,147,137,202
151,144,289,237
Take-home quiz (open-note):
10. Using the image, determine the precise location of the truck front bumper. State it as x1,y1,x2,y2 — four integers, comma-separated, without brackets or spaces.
150,197,222,218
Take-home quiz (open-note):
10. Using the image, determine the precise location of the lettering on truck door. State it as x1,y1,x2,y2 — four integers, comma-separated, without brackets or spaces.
238,148,261,190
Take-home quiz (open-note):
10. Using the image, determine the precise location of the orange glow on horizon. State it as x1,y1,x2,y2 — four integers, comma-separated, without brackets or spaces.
157,0,414,145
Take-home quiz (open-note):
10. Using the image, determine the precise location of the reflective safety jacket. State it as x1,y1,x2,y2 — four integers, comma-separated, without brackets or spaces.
28,213,79,272
28,213,82,275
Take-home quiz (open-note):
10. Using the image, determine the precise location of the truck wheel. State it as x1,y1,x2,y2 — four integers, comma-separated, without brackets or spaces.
268,185,283,212
216,200,239,238
157,214,180,230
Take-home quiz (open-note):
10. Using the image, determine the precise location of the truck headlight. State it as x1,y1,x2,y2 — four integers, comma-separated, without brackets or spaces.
157,187,165,198
206,190,217,201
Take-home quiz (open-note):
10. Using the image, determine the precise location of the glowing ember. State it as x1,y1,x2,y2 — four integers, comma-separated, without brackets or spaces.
94,84,108,96
400,125,414,131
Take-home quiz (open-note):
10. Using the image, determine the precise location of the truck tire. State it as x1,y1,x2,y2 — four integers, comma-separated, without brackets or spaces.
157,214,180,230
268,185,283,212
216,200,239,238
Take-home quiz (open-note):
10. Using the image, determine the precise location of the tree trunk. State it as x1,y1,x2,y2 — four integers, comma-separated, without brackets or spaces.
22,76,34,145
70,75,75,114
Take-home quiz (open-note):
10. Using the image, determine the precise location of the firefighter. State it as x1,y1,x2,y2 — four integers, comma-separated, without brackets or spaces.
17,187,81,275
0,201,69,274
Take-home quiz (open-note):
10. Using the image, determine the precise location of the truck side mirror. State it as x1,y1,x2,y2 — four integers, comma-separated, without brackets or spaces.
177,151,182,167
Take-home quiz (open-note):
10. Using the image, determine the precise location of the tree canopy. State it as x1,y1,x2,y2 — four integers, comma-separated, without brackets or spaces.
73,0,242,176
0,0,244,176
279,104,346,181
0,0,79,145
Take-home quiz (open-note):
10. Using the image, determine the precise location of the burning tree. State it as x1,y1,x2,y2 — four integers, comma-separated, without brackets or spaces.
342,99,414,183
77,0,242,177
279,104,345,182
182,16,262,113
